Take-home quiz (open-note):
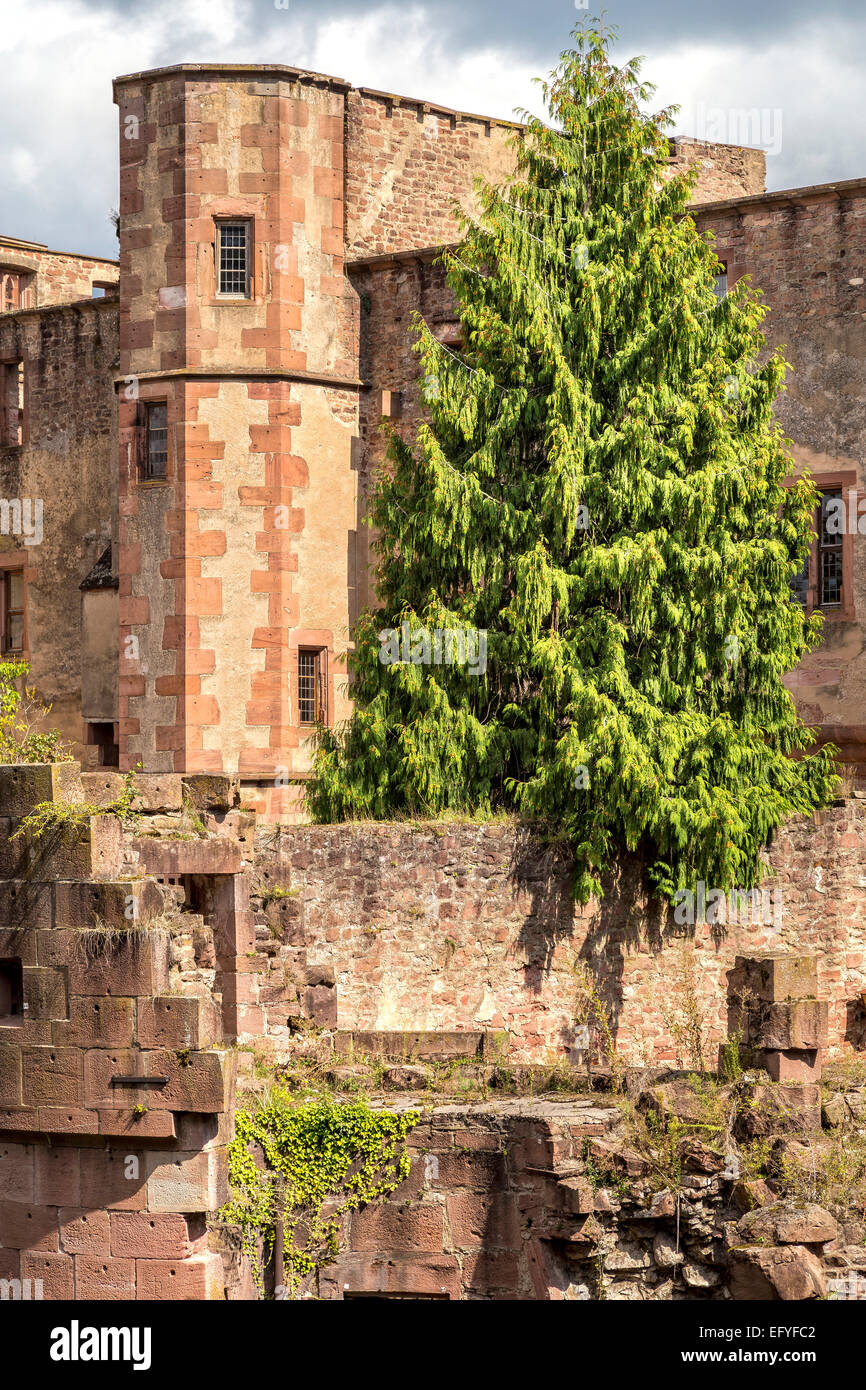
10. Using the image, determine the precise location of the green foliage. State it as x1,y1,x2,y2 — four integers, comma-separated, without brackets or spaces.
309,21,838,904
220,1090,419,1297
0,660,71,764
13,765,141,842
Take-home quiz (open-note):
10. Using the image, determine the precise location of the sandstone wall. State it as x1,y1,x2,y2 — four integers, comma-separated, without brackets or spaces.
695,182,866,755
254,804,866,1066
0,300,118,755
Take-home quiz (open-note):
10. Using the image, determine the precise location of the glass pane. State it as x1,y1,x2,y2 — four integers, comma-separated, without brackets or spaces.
8,572,24,609
791,556,809,606
8,615,24,651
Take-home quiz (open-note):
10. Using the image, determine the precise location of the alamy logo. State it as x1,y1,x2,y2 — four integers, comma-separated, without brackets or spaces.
378,621,488,676
673,881,782,929
50,1321,152,1371
0,497,42,546
0,1277,42,1300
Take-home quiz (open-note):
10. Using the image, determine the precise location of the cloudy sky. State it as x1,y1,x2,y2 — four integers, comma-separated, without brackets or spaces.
1,0,864,259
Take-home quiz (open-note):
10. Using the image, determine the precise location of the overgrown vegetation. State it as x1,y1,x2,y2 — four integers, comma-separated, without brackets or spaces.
220,1091,419,1297
13,765,141,843
0,659,71,764
308,20,838,904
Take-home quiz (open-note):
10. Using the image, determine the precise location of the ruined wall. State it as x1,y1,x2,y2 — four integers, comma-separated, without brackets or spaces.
0,236,119,310
0,300,118,755
0,765,244,1300
694,182,866,755
252,804,866,1066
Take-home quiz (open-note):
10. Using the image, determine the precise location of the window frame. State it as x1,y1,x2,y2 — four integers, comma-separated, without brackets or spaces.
141,400,168,483
215,220,253,300
788,472,856,622
0,564,27,656
297,646,329,727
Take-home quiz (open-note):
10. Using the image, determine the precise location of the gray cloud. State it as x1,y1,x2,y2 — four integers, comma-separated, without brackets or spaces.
2,0,865,259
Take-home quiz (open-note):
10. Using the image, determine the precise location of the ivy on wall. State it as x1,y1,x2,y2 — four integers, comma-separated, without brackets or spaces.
220,1091,419,1297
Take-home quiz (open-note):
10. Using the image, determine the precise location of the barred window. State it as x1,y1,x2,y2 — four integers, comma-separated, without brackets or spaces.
298,648,327,726
142,402,168,481
790,486,849,615
217,222,251,297
819,489,843,608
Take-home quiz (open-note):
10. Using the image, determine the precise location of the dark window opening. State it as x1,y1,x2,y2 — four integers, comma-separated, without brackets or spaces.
0,959,23,1020
142,402,168,481
713,263,728,300
298,648,327,726
86,721,119,768
217,222,251,297
0,570,25,653
1,272,34,313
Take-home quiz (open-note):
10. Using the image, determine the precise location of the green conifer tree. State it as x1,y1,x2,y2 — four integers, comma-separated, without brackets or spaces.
309,21,838,904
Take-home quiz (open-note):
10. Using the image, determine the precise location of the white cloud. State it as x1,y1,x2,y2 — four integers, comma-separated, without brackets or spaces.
1,0,864,256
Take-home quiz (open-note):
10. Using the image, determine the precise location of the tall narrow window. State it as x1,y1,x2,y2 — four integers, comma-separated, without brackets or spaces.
0,361,24,446
142,402,168,481
818,489,843,608
1,272,33,313
713,263,728,300
217,222,251,297
0,570,25,653
298,648,327,726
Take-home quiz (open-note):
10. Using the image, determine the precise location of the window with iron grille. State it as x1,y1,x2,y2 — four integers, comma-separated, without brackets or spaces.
298,648,327,726
142,402,168,481
217,222,251,297
790,487,848,613
0,570,25,654
818,489,843,607
0,361,24,446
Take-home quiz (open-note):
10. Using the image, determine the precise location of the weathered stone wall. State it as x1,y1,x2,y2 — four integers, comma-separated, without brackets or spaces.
253,804,866,1065
0,236,119,310
694,182,866,756
0,300,118,755
0,765,236,1300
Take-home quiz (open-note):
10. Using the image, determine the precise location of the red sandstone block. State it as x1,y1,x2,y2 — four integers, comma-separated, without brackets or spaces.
183,482,223,509
79,1149,147,1211
350,1202,444,1254
0,1247,20,1281
734,953,818,1003
22,1251,73,1300
0,1142,33,1201
56,931,169,998
35,1146,79,1206
22,1047,82,1106
186,578,222,616
144,1049,231,1114
173,529,227,558
144,1149,227,1213
119,597,150,626
0,1047,23,1107
135,1253,223,1300
446,1192,521,1250
52,996,135,1048
110,1212,204,1260
137,995,220,1050
756,1049,822,1083
75,1254,136,1301
754,1001,829,1051
59,1207,111,1256
98,1109,177,1141
0,1199,59,1250
37,1107,100,1136
314,167,342,198
461,1249,521,1294
183,695,220,726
